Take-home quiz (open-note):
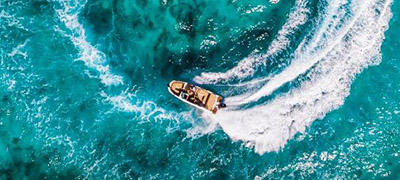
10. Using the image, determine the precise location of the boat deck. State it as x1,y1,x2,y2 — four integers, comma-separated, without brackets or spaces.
170,81,185,95
169,80,221,114
196,89,217,111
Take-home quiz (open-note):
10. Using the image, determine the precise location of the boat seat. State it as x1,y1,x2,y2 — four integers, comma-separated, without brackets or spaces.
196,89,210,104
195,89,219,111
170,81,185,95
205,94,217,110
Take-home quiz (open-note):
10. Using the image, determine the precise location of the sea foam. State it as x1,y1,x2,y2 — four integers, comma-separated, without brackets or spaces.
205,0,392,154
193,0,309,85
54,0,123,86
53,0,178,122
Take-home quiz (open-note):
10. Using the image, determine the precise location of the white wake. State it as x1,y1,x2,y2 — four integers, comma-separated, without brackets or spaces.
54,0,123,86
193,0,309,85
53,0,177,120
203,0,392,154
52,1,187,176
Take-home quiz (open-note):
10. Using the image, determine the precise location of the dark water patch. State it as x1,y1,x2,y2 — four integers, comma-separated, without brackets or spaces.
0,141,84,179
136,0,149,8
29,0,51,15
169,3,196,33
83,2,113,35
2,95,9,102
12,138,19,144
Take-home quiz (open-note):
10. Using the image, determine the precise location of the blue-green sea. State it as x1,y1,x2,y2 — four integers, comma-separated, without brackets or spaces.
1,0,399,179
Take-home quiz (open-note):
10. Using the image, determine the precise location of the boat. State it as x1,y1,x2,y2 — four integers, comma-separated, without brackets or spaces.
167,80,226,114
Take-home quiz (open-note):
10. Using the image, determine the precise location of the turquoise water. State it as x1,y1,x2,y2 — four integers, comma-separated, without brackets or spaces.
0,0,399,179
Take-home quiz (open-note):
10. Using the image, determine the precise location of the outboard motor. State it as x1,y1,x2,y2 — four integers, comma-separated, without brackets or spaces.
219,102,227,108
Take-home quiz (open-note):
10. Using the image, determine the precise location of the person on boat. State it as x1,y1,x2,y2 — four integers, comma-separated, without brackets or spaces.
184,84,205,107
177,85,197,102
188,89,195,98
186,84,196,100
188,84,196,91
177,88,190,100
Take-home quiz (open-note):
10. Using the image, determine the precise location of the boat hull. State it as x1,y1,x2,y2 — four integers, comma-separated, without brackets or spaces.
167,80,224,114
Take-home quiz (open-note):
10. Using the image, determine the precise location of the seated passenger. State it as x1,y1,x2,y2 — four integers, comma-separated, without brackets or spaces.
189,84,196,91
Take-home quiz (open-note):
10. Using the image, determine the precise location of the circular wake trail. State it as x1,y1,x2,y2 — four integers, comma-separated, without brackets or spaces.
54,0,124,86
204,0,393,154
50,1,186,177
53,0,180,122
227,0,370,106
193,0,309,85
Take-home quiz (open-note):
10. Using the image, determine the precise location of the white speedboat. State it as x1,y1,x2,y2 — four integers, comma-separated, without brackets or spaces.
167,80,226,114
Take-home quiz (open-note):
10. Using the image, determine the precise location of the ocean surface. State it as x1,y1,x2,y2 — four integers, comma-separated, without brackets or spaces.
0,0,399,179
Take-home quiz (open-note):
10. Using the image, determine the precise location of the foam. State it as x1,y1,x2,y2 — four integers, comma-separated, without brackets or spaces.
53,1,179,123
100,90,180,122
0,10,28,31
7,39,28,59
54,0,123,86
227,0,369,106
193,0,309,85
209,0,392,154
